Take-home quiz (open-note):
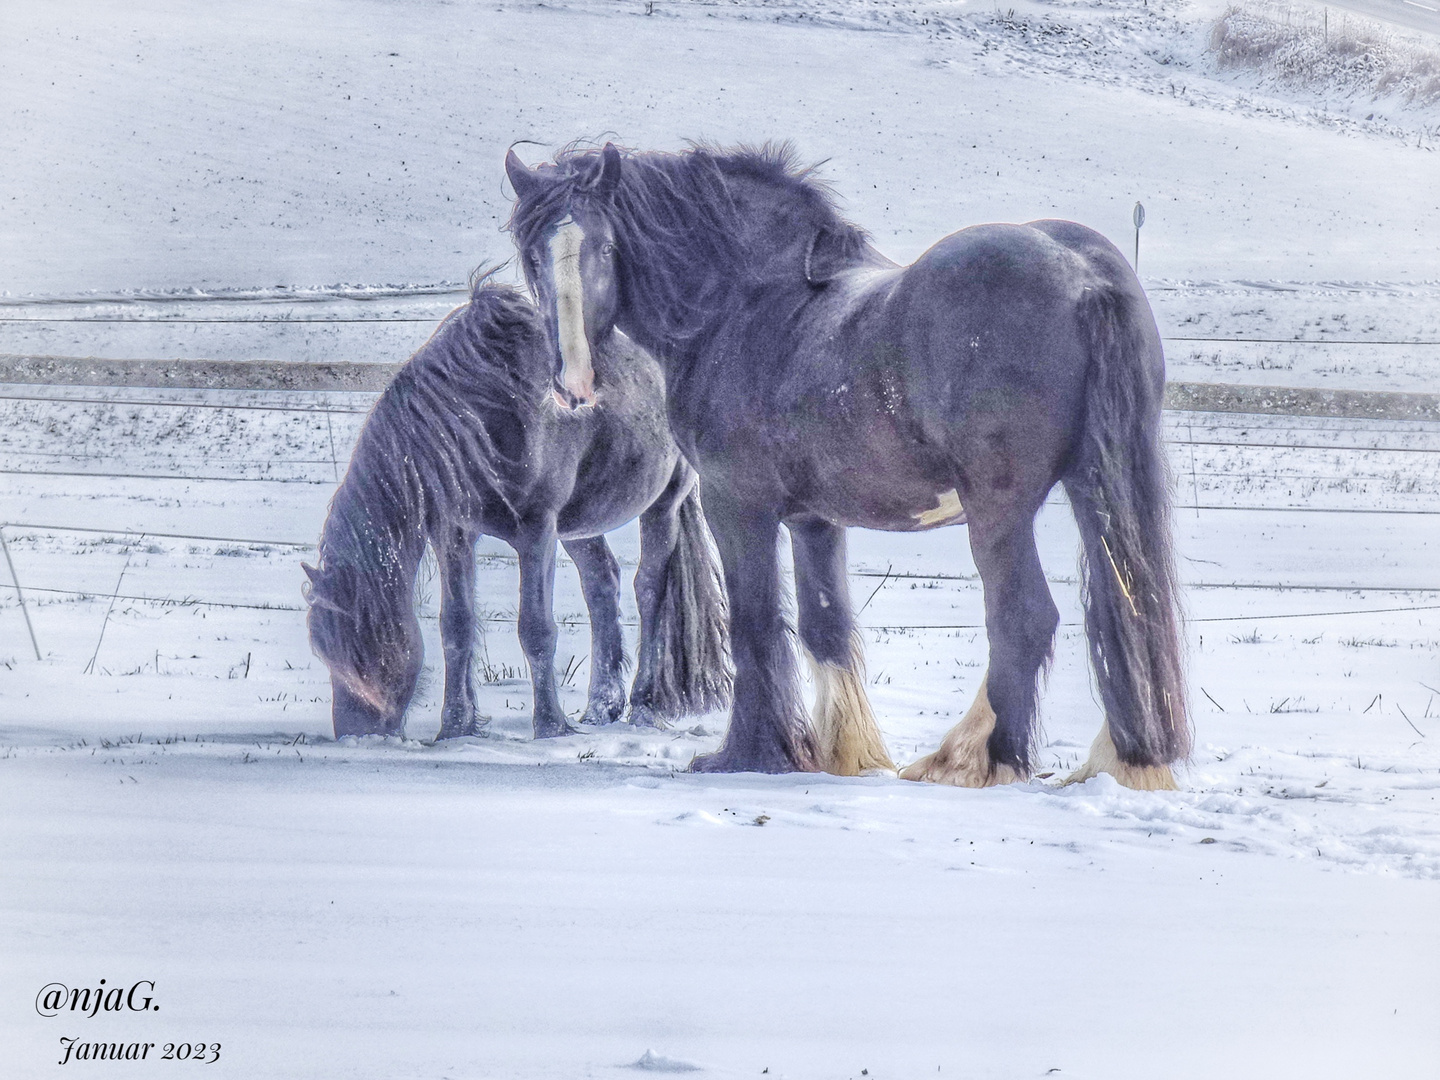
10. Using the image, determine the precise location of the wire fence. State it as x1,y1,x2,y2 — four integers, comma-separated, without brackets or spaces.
8,451,1440,511
0,467,334,485
6,390,1440,455
0,316,443,325
3,315,1438,344
3,518,1440,633
0,391,372,415
4,357,1440,638
4,577,1439,629
4,519,1439,589
0,522,312,547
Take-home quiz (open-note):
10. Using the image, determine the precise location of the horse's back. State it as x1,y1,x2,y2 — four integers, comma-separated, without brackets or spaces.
900,220,1159,352
344,284,549,535
809,219,1163,507
882,220,1161,402
402,282,547,396
901,221,1105,316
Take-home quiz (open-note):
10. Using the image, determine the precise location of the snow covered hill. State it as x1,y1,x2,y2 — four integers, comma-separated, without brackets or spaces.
3,0,1438,298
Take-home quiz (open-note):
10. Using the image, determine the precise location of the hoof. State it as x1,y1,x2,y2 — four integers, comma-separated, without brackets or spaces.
333,721,404,740
805,642,895,776
434,714,488,741
898,751,1023,788
578,685,624,728
533,721,583,740
625,702,671,731
579,706,624,727
1063,723,1179,791
688,746,810,775
898,675,1027,788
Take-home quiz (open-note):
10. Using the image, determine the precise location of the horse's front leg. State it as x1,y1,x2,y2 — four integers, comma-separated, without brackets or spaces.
689,491,816,774
789,518,895,775
434,527,486,740
562,535,628,726
514,514,574,739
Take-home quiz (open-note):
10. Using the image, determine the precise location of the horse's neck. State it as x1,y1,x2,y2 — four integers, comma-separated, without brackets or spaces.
324,465,427,580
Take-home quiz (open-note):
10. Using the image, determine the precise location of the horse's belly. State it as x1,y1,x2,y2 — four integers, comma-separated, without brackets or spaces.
555,449,676,540
800,470,968,533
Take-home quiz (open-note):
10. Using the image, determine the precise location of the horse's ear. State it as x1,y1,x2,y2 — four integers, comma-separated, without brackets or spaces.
505,148,544,201
593,142,622,200
301,564,348,616
805,227,860,286
307,591,349,617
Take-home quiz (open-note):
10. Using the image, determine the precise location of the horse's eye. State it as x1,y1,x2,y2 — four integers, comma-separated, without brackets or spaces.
600,242,615,258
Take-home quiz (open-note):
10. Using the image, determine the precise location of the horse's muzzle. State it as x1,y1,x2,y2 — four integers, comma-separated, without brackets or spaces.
553,377,596,410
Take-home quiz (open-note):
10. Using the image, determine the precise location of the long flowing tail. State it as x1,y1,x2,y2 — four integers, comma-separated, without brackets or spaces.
1064,286,1190,770
644,486,733,717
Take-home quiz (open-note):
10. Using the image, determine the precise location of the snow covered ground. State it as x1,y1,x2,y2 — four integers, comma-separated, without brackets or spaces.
3,1,1440,1077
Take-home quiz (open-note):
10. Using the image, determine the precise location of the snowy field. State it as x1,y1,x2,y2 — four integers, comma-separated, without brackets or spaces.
3,1,1440,1078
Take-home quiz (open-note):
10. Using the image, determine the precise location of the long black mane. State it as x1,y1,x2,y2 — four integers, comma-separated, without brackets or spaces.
507,143,868,348
307,279,544,669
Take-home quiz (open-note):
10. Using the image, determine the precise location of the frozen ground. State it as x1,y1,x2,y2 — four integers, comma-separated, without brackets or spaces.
3,377,1439,1078
3,0,1440,1077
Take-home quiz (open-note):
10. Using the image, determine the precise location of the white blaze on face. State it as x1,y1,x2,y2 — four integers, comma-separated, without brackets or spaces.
547,217,595,404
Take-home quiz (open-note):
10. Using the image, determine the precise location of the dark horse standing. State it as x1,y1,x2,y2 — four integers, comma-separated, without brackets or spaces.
506,144,1188,789
304,279,730,740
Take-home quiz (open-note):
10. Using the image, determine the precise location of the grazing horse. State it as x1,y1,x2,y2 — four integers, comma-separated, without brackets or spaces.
303,278,730,741
504,143,1188,789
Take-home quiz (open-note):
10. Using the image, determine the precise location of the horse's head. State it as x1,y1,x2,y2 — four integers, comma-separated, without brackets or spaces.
302,560,419,735
505,144,624,410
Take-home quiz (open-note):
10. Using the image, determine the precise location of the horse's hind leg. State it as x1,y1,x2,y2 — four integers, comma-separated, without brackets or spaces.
628,471,731,729
900,510,1056,787
626,484,684,730
789,518,895,775
515,514,574,739
562,535,627,726
435,528,486,740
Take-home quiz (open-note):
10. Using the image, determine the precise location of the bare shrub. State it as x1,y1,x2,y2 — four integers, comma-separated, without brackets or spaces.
1209,1,1440,110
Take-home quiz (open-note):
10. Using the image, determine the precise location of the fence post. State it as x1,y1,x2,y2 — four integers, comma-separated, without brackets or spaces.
84,537,141,674
0,525,43,661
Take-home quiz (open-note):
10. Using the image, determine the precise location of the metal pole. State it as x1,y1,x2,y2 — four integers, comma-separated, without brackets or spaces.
0,526,42,661
84,537,140,675
1132,201,1146,274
